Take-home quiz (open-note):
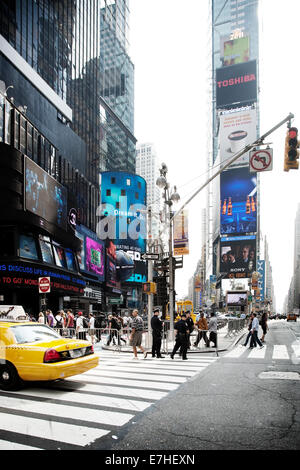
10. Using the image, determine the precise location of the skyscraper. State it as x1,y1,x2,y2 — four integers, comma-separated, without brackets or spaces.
207,0,260,306
136,142,161,239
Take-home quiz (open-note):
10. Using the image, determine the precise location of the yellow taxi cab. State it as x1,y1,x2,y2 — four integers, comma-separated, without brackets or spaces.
0,315,99,391
287,312,297,322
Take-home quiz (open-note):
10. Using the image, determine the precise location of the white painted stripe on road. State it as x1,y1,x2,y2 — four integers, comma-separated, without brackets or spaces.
248,347,266,359
224,347,246,358
6,388,153,412
0,439,41,450
0,395,133,427
291,344,300,358
273,345,289,360
67,373,179,390
0,413,109,447
83,369,186,383
92,365,205,377
59,381,168,400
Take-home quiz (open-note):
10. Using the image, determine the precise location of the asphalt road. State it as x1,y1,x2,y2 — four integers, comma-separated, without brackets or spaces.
93,320,300,451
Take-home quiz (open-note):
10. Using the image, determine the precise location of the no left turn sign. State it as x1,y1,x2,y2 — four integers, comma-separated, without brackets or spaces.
39,277,51,294
250,148,273,172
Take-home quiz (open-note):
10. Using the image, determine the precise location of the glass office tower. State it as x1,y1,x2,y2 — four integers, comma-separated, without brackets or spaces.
207,0,260,306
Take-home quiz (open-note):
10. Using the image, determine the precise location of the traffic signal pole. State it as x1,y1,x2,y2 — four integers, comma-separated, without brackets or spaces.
171,113,295,223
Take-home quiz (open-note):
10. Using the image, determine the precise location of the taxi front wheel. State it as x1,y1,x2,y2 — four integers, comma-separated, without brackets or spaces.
0,362,22,391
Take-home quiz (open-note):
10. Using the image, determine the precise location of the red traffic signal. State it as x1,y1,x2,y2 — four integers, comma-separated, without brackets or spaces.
284,127,299,171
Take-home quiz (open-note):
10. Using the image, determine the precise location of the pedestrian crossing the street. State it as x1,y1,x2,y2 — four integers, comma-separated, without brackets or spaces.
224,343,300,362
0,351,218,450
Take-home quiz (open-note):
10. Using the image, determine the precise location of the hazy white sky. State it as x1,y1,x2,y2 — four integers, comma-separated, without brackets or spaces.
129,0,300,311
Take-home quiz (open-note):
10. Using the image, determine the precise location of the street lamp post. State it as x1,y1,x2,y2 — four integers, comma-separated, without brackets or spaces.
156,163,180,342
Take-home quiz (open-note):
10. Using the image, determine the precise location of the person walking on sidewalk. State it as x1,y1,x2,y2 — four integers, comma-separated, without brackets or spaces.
260,311,268,342
194,312,209,347
241,312,255,347
130,309,147,360
185,312,195,349
170,313,189,360
151,308,164,358
207,312,218,348
250,313,264,349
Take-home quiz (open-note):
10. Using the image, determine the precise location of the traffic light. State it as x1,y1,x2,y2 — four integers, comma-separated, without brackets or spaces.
284,127,299,171
143,282,157,294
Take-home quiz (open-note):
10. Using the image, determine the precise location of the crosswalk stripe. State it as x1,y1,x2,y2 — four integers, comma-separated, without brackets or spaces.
273,345,289,360
86,365,205,377
0,412,109,447
67,373,180,390
224,344,292,360
0,395,134,426
82,369,187,383
5,388,153,412
0,439,41,450
248,347,266,359
57,380,168,400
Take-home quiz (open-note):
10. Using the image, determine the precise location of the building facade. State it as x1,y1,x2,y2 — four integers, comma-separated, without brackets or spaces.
135,143,161,240
0,0,136,315
206,0,262,308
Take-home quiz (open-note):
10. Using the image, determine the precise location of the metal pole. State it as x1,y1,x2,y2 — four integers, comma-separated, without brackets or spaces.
147,208,153,348
168,206,174,342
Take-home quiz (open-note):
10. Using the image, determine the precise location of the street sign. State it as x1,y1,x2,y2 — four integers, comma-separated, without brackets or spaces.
249,148,273,172
141,253,160,261
38,277,51,294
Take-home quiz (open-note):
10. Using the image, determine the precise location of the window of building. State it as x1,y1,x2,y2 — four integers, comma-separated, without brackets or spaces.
106,189,111,196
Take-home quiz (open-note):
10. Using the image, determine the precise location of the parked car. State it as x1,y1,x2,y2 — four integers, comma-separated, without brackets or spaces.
0,315,99,390
287,313,297,322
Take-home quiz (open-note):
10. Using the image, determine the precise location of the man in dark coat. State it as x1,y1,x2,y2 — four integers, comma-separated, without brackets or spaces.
170,313,189,360
151,308,164,358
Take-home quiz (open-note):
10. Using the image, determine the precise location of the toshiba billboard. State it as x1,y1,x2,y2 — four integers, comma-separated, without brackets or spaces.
216,60,257,108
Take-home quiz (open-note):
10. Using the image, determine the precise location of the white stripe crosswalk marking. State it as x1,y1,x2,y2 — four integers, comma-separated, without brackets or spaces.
0,395,134,427
273,345,289,360
224,347,246,358
0,439,41,450
224,344,293,361
0,413,109,447
59,381,168,400
67,373,180,390
86,365,205,377
248,347,266,359
6,388,153,412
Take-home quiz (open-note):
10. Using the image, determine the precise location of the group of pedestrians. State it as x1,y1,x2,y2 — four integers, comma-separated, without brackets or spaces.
241,312,267,348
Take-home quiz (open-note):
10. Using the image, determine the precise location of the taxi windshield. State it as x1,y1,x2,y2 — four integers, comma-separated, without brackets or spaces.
10,324,61,344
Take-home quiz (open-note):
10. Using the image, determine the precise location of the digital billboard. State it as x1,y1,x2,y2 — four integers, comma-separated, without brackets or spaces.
220,235,256,279
222,37,250,66
99,171,147,253
99,171,147,284
220,167,257,235
216,60,257,108
219,108,257,167
25,157,67,230
226,291,248,306
75,225,105,282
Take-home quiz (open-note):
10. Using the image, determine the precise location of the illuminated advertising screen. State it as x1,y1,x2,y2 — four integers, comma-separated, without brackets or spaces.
220,167,257,235
216,60,257,108
25,157,67,229
220,235,256,279
226,291,248,306
85,237,105,279
223,37,250,66
99,171,147,284
75,225,105,282
99,171,147,253
19,234,39,261
219,108,257,167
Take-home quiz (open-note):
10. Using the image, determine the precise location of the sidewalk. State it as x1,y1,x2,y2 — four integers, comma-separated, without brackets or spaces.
98,326,247,356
